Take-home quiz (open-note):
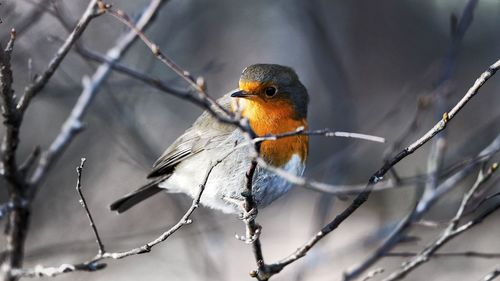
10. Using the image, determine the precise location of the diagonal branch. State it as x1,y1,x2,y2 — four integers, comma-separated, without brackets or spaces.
52,2,500,280
343,133,500,280
17,0,103,113
12,157,222,278
482,268,500,281
27,0,169,193
251,58,500,280
382,162,499,281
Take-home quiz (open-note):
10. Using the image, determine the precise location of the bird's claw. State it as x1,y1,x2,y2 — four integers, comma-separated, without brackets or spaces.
222,195,258,222
239,207,258,223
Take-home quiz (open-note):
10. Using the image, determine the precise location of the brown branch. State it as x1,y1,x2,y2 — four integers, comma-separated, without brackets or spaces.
241,158,267,280
0,29,23,191
74,158,105,256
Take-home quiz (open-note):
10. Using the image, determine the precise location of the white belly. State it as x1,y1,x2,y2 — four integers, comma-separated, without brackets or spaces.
159,150,305,214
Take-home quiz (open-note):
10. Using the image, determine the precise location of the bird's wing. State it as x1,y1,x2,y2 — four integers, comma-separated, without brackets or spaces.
147,94,235,179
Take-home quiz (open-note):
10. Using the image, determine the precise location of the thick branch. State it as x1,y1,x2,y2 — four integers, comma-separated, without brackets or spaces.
483,268,500,281
0,29,23,191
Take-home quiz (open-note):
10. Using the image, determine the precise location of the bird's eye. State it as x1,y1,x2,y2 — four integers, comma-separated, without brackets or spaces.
264,87,277,97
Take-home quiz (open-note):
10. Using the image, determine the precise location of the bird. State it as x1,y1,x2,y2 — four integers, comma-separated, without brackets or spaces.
110,64,309,215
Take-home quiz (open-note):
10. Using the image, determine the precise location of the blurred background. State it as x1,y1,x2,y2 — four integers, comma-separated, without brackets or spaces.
0,0,499,280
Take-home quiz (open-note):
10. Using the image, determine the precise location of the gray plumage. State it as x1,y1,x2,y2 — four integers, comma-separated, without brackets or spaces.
110,64,308,214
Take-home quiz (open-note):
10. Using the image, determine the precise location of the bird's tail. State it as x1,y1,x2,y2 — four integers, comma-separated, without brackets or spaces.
110,180,164,213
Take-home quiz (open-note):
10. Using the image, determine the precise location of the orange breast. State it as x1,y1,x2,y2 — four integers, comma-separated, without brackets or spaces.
236,99,308,167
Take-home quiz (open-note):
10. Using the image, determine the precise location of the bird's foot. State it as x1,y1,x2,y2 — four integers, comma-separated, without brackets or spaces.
239,206,258,223
222,195,258,223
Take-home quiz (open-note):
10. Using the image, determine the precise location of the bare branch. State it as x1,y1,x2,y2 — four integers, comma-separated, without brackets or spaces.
362,268,385,281
0,28,23,191
74,158,105,255
74,47,189,97
252,127,385,144
0,27,33,281
482,268,500,281
97,2,250,129
251,58,500,280
382,163,499,281
343,133,500,280
422,0,478,202
385,251,500,259
11,0,51,37
0,30,20,183
11,157,220,278
99,4,500,278
19,146,41,177
27,0,168,193
241,159,267,280
17,0,103,113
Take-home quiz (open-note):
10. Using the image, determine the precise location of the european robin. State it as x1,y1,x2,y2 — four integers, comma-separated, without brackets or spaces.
110,64,309,214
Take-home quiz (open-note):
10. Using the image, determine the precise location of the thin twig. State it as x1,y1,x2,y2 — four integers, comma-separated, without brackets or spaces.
343,5,492,274
362,268,385,281
74,158,105,256
11,158,220,278
343,133,500,280
482,268,500,281
64,4,500,277
97,2,250,130
27,0,168,193
421,0,478,202
17,0,103,113
382,162,499,281
385,251,500,259
75,47,189,97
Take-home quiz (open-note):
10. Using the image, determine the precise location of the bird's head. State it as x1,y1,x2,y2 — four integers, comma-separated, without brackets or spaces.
231,64,309,120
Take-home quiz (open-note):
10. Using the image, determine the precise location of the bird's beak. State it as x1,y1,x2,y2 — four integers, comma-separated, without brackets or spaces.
230,89,254,98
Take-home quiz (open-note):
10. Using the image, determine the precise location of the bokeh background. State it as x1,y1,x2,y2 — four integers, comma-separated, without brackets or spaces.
1,0,500,280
